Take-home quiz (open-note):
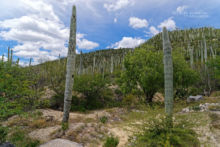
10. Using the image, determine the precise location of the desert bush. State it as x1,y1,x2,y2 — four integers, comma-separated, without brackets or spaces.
134,117,200,147
73,74,113,110
100,116,108,124
120,47,199,103
122,94,139,107
8,129,40,147
103,136,119,147
0,97,23,120
0,62,38,119
0,126,8,144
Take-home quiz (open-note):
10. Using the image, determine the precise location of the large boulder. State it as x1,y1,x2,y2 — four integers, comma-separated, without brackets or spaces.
40,139,83,147
187,95,203,102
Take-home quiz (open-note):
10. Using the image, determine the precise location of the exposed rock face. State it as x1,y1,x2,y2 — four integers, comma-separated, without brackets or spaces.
187,95,203,102
40,139,83,147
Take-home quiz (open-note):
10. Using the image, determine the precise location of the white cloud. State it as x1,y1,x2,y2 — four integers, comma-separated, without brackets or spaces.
149,26,159,36
129,17,148,29
0,0,99,64
104,0,134,12
110,37,145,49
176,5,188,14
114,18,117,23
158,17,176,30
76,33,99,50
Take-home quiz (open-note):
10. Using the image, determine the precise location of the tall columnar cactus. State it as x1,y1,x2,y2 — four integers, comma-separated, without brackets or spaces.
8,47,10,63
93,55,96,73
10,49,13,63
63,5,77,123
203,37,207,63
2,54,4,62
16,58,20,65
162,27,173,124
200,41,204,63
110,55,114,73
79,51,83,75
29,58,32,66
190,47,194,69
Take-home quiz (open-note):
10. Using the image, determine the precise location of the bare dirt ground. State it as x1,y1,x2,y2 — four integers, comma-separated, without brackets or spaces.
2,96,220,147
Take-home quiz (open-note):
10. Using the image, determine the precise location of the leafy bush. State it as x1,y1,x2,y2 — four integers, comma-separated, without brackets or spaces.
73,74,113,110
120,47,199,103
8,129,40,147
100,116,108,124
134,117,200,147
0,97,23,120
0,62,38,119
122,94,139,107
103,136,119,147
0,126,8,144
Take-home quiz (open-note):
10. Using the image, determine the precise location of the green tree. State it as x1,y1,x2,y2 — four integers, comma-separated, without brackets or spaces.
121,47,164,103
120,47,199,103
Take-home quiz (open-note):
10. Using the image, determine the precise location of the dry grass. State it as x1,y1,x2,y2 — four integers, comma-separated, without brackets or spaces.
209,113,220,129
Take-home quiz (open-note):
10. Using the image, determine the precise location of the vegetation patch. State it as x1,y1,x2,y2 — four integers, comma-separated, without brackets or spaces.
133,117,200,147
8,128,40,147
103,136,119,147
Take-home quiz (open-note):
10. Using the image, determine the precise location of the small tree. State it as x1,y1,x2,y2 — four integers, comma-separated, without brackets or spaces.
121,47,164,103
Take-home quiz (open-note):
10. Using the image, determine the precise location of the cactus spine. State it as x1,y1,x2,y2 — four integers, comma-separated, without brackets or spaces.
162,27,173,125
63,5,77,123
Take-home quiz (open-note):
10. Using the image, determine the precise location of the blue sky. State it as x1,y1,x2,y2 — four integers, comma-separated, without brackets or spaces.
0,0,219,65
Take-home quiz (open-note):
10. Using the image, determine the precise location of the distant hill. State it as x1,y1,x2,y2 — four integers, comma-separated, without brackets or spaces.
34,27,220,74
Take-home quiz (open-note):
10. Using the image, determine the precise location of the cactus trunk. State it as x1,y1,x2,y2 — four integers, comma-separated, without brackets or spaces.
162,27,174,126
63,5,76,123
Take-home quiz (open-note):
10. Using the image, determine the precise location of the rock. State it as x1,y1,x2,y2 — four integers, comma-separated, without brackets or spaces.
153,92,164,102
187,95,203,102
0,143,15,147
41,87,56,99
45,115,54,122
40,139,83,147
29,125,61,142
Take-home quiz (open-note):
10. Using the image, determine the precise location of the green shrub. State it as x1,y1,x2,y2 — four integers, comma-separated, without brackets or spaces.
120,47,199,103
134,117,200,147
103,136,119,147
122,94,138,107
0,126,8,143
73,74,113,110
8,129,40,147
191,105,201,111
100,116,108,124
0,97,23,120
0,62,38,120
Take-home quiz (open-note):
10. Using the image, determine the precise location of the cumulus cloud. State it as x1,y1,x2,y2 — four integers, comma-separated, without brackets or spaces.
0,0,99,63
149,26,159,36
176,5,188,14
110,37,145,49
158,17,176,30
104,0,134,12
129,17,148,29
76,33,99,50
